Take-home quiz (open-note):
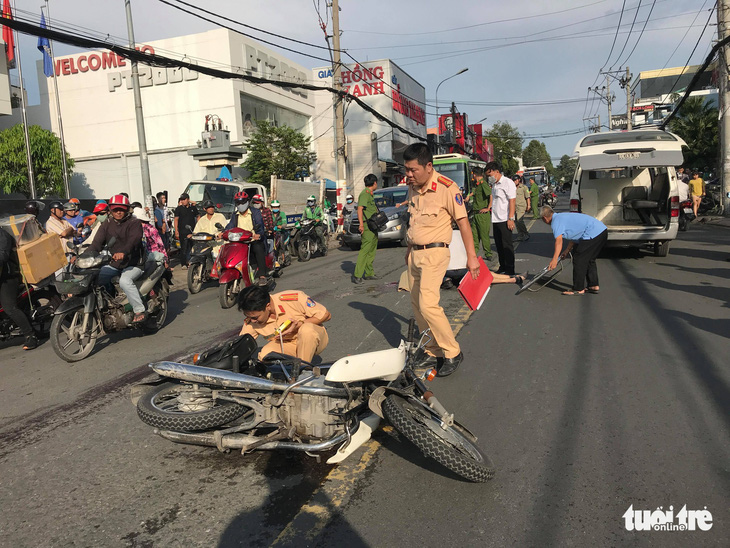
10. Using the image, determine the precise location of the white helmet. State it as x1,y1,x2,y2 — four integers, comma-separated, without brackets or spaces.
346,194,353,200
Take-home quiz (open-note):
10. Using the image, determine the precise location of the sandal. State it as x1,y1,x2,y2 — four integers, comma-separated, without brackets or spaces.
587,287,600,294
514,275,525,288
132,312,147,324
562,290,585,296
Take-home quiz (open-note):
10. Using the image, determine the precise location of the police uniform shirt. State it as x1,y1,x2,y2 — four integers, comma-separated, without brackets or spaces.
239,291,329,340
406,171,467,246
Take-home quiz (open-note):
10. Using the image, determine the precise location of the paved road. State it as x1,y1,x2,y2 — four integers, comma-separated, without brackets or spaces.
1,215,728,547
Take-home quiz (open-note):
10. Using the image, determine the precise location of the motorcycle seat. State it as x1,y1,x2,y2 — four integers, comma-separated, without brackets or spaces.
260,351,302,364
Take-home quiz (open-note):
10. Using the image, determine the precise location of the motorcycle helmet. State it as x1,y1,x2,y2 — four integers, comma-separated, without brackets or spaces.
306,195,316,207
68,197,81,205
251,194,264,203
24,200,40,216
233,191,249,204
108,194,131,209
346,194,354,204
270,200,281,207
202,199,215,210
63,201,77,211
49,200,65,211
93,202,109,214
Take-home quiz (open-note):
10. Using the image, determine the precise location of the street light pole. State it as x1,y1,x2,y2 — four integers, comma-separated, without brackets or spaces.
435,67,468,120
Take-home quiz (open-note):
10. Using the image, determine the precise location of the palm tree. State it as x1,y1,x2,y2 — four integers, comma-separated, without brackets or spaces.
669,96,718,171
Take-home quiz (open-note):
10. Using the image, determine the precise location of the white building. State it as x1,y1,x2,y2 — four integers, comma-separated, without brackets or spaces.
0,28,315,202
311,60,426,195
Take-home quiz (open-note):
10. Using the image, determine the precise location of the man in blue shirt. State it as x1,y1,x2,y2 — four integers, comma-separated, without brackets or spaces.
541,206,607,295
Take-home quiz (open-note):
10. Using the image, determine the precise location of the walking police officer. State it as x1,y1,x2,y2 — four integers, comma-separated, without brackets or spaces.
353,174,379,284
404,143,479,377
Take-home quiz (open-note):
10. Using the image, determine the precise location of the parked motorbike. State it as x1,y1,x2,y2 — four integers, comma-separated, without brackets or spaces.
0,275,61,342
216,227,280,310
678,199,694,231
49,249,171,362
296,218,327,262
187,232,218,294
133,320,495,482
273,227,293,269
697,188,724,216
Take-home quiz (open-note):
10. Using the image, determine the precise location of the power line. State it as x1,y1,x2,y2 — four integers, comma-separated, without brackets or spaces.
610,0,642,70
599,0,628,72
655,0,713,77
616,0,658,68
343,0,611,36
665,3,716,97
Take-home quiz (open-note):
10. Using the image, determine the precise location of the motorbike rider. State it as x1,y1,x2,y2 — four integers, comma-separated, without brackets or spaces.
252,194,274,237
226,191,268,286
342,194,355,218
87,194,147,324
237,285,330,362
303,195,327,251
63,201,86,246
45,201,76,252
24,200,43,219
0,228,37,350
192,200,227,258
271,200,287,231
133,208,168,266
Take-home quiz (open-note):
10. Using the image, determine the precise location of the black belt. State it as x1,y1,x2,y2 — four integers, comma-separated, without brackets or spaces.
412,243,449,250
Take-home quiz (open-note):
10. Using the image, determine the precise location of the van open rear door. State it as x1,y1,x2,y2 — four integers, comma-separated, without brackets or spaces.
575,130,686,170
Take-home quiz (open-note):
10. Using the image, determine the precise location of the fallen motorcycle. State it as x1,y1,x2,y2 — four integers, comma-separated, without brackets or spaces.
0,275,61,342
133,320,495,482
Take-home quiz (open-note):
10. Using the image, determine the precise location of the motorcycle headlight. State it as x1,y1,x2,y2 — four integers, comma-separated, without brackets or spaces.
228,232,242,242
76,255,102,269
387,213,400,221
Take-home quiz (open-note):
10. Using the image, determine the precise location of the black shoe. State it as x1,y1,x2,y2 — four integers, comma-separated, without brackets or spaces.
495,269,507,275
23,334,38,350
413,353,443,370
352,276,363,284
514,275,525,288
441,278,454,289
363,275,380,280
437,352,463,377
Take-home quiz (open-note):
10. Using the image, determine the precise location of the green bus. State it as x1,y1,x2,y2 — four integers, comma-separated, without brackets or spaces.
432,153,486,196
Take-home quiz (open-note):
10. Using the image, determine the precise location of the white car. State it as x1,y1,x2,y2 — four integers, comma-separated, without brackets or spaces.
569,129,686,257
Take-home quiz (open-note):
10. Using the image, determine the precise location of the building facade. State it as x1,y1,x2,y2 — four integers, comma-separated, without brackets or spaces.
0,28,315,202
311,60,426,195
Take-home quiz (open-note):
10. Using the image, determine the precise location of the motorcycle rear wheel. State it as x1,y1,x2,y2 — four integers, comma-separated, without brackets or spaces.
137,383,247,431
383,394,494,483
50,308,100,362
219,280,237,309
299,241,311,262
187,263,204,294
140,293,168,335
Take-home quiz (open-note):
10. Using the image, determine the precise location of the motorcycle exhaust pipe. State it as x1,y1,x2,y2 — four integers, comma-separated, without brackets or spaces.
149,362,350,397
155,428,348,452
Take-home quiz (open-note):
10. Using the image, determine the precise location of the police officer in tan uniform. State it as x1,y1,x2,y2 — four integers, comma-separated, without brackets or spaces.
238,286,331,361
404,143,479,376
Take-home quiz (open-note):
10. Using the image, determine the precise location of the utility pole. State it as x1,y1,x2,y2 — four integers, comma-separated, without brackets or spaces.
331,0,347,196
606,75,613,130
124,0,152,205
624,67,633,130
12,0,35,198
718,0,730,214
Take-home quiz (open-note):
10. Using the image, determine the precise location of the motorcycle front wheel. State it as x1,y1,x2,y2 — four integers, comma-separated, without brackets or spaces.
219,280,237,309
187,263,204,294
383,394,495,483
299,240,312,262
50,308,100,362
137,383,247,431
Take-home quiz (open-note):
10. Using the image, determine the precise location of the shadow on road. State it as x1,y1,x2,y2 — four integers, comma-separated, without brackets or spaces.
347,301,409,346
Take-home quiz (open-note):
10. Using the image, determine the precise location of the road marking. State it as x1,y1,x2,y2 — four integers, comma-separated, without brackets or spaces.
270,438,382,546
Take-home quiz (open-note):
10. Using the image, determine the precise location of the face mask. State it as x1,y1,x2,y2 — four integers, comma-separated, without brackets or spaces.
253,203,262,209
487,176,496,185
97,214,108,223
346,199,353,204
307,202,315,208
272,209,279,214
237,203,249,213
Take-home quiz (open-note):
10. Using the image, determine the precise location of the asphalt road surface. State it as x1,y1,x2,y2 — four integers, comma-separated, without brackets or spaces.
1,213,728,547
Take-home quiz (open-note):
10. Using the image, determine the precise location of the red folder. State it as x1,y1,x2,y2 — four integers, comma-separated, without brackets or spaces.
457,257,493,311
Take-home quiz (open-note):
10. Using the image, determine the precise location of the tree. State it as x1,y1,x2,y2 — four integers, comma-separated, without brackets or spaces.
554,154,578,184
242,120,317,188
487,121,523,175
522,140,554,173
669,96,718,172
0,124,74,197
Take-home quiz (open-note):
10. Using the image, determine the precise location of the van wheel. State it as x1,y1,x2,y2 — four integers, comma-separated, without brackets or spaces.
654,241,670,257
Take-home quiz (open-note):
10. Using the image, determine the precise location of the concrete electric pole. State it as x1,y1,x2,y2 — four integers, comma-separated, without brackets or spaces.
718,0,730,214
606,75,613,130
621,67,633,130
331,0,347,195
124,0,153,206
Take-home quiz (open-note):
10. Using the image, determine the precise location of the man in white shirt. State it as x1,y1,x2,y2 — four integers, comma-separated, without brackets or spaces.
485,162,516,275
45,200,76,252
677,178,690,202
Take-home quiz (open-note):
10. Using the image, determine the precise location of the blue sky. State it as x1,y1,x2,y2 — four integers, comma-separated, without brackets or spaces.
11,0,717,159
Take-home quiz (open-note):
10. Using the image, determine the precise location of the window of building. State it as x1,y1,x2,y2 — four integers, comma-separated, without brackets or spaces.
240,93,310,138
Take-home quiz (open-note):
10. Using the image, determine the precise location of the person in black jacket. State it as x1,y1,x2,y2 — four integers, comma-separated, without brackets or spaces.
88,194,147,323
226,191,268,286
0,229,37,350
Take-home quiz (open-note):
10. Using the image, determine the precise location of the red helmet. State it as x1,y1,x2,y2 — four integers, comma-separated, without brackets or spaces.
233,191,249,203
252,194,263,203
93,202,109,214
108,194,130,209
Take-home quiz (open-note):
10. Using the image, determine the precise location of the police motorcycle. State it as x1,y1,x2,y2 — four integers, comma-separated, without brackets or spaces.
132,320,495,483
49,238,172,362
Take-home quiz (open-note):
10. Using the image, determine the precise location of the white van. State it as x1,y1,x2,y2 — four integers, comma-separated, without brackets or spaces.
183,180,268,218
569,129,686,257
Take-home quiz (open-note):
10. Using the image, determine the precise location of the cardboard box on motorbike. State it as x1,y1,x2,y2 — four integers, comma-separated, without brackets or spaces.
17,232,68,284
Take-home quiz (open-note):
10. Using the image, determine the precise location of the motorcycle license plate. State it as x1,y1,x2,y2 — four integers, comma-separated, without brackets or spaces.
683,208,693,214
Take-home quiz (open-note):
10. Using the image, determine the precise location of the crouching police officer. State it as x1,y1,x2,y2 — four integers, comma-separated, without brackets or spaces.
404,143,479,377
238,285,331,362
